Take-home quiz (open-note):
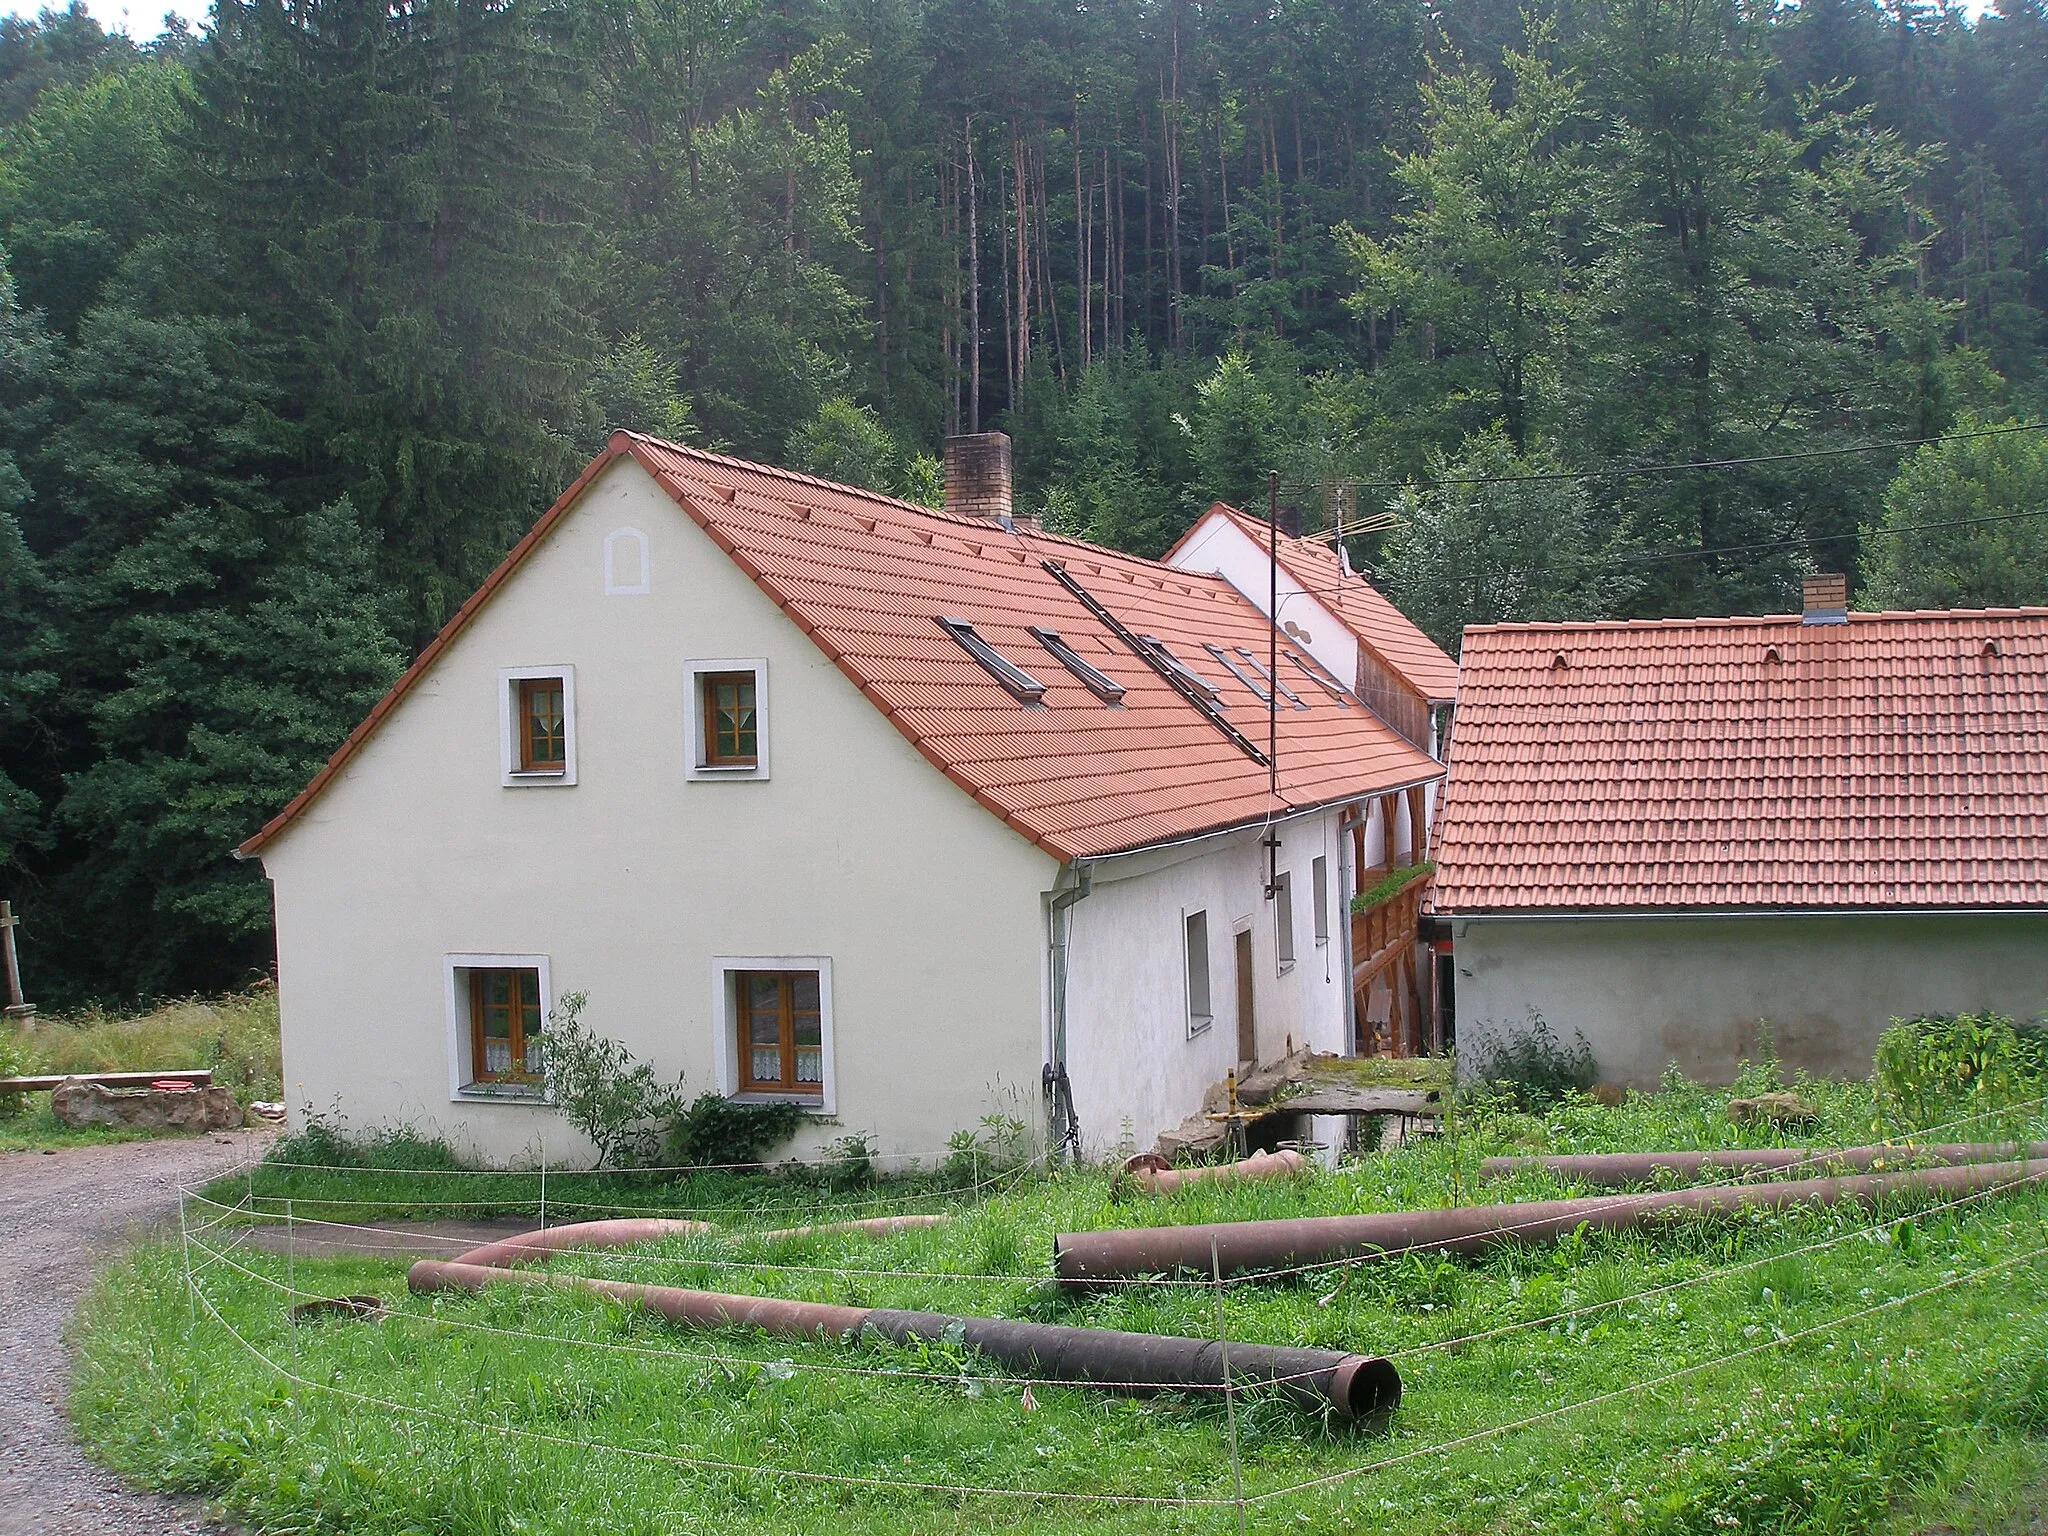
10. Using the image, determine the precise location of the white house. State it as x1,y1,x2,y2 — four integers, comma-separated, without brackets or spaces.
1433,583,2048,1085
238,432,1442,1166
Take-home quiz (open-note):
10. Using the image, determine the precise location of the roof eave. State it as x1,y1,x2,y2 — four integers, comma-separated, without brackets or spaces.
1440,904,2048,920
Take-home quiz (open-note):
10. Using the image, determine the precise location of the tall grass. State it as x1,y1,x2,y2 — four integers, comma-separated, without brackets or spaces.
15,986,282,1102
72,1075,2048,1535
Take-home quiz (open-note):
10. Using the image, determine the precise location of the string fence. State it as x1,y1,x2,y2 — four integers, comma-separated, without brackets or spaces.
178,1208,2048,1512
180,1092,2048,1295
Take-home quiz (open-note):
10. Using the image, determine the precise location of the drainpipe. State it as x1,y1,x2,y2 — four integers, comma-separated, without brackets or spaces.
1044,862,1093,1163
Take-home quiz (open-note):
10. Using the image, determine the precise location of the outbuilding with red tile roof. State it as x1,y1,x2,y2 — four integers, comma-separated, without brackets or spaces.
240,432,1441,1164
1433,595,2048,1086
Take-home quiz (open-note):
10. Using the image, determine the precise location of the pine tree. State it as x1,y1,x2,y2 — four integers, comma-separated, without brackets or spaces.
187,0,602,639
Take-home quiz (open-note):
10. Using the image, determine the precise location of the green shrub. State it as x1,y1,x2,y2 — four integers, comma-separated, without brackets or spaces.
1874,1012,2048,1131
1464,1009,1598,1109
941,1114,1034,1186
660,1092,803,1169
267,1119,465,1171
540,992,684,1168
0,1029,30,1116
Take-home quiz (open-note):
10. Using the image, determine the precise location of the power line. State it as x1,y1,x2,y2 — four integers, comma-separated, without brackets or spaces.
1312,421,2048,493
1268,500,2048,599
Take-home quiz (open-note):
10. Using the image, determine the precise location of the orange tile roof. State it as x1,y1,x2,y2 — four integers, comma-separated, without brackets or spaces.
240,434,1441,863
1165,505,1461,702
1432,610,2048,912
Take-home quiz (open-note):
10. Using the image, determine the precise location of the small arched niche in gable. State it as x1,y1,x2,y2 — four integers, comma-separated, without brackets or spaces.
604,526,650,596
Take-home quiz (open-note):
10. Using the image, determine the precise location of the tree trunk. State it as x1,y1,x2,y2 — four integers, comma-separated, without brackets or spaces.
966,112,980,434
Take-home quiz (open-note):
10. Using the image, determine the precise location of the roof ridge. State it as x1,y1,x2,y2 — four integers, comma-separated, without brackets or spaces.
621,430,1236,588
1467,606,2048,636
615,430,944,520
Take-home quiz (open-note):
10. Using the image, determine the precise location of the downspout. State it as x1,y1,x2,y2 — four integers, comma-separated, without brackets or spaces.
1044,861,1093,1163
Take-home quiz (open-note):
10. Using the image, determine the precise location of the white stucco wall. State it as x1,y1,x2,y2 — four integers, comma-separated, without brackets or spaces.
1452,913,2048,1087
1064,808,1353,1157
259,457,1060,1166
1165,514,1361,694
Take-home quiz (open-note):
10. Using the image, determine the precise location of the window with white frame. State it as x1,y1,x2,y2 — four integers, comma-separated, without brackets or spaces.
1312,856,1330,947
1183,909,1212,1037
1274,871,1296,969
685,659,770,780
445,954,553,1099
714,957,833,1108
499,667,577,786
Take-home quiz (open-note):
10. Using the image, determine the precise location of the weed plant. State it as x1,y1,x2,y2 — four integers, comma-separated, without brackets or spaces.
78,1073,2048,1535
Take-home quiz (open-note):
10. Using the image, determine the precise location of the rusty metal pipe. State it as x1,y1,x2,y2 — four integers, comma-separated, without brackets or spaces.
1053,1157,2048,1284
447,1217,716,1271
1480,1141,2048,1188
1125,1148,1307,1194
407,1225,1399,1419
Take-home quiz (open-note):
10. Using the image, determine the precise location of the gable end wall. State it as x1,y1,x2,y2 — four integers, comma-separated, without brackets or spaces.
258,458,1059,1165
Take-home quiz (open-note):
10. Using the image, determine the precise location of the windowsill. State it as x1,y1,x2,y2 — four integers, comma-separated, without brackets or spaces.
1314,937,1331,949
506,769,568,781
1277,960,1297,975
1187,1015,1213,1038
731,1090,827,1107
458,1081,551,1103
695,762,762,774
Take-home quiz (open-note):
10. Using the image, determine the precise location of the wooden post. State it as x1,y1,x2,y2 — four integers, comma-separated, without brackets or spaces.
1407,784,1430,863
1,901,33,1031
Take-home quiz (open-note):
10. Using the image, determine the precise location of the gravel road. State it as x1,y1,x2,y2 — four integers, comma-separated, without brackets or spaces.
0,1131,271,1536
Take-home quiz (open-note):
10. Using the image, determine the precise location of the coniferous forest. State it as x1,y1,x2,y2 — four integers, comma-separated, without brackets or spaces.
2,0,2046,1003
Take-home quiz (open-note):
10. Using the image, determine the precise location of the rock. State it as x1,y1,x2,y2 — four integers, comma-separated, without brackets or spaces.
1726,1091,1817,1127
50,1078,244,1131
1153,1113,1229,1161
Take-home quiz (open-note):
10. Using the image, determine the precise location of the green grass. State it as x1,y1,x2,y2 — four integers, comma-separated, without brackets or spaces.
1350,860,1435,911
70,1070,2048,1535
0,988,281,1148
0,1100,161,1152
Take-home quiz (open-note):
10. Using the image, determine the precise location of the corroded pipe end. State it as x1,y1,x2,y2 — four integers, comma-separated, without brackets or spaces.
1329,1355,1403,1420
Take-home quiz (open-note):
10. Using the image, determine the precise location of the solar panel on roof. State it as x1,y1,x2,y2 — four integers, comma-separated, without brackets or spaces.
1030,627,1126,704
936,617,1048,703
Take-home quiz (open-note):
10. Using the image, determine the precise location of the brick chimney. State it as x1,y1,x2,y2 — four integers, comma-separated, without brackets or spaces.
943,432,1016,527
1801,572,1848,626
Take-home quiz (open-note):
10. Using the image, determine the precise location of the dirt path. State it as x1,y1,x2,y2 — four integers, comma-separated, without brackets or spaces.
0,1130,272,1536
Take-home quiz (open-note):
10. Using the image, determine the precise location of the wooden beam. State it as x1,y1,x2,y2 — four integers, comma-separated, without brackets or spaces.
0,1069,213,1094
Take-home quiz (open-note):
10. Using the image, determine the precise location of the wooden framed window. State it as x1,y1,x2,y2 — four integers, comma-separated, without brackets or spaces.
469,967,544,1084
702,672,758,766
499,667,575,785
518,679,566,771
736,970,823,1098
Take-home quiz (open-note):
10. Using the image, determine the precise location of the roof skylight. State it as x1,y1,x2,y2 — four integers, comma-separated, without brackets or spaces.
1137,636,1221,700
1231,646,1307,709
1030,627,1126,704
937,617,1047,703
1285,649,1352,706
